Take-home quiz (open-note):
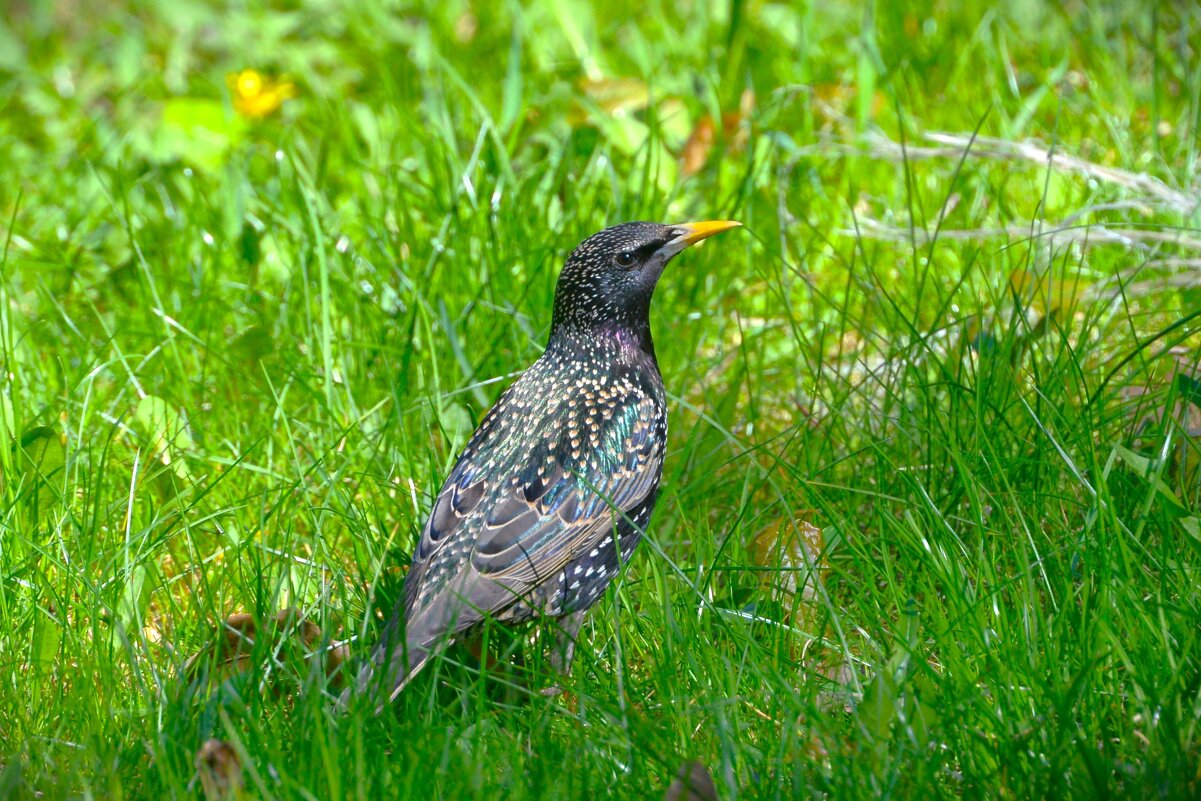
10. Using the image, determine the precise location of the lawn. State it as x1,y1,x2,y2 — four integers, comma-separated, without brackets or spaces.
1,0,1200,798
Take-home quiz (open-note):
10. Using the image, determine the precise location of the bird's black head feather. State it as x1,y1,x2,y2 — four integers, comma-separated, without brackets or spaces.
550,222,686,342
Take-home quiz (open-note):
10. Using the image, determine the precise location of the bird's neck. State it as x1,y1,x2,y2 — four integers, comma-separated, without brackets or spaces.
548,319,658,364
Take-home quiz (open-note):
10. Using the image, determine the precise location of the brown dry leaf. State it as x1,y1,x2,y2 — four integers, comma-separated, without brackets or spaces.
184,608,347,689
731,86,755,148
194,739,244,801
680,89,754,177
184,612,259,679
664,761,718,801
749,516,826,616
681,115,716,177
323,639,350,682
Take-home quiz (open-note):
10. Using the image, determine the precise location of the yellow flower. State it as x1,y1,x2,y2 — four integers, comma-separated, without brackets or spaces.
227,69,295,119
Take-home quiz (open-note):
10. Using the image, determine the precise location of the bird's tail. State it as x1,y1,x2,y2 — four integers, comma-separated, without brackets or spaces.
334,592,479,714
334,625,433,715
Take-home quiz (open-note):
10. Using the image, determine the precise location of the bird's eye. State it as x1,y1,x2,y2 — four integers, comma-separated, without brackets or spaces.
615,251,636,267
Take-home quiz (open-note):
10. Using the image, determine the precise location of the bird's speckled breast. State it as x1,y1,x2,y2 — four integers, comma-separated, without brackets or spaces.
495,335,665,620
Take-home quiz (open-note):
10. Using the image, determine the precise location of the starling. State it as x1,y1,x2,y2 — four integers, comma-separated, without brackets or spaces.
349,219,741,709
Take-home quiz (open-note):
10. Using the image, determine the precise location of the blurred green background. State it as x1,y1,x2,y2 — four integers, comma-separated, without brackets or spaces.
1,0,1199,798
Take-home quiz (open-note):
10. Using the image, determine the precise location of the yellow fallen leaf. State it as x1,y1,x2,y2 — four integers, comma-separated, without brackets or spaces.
1008,268,1090,316
749,516,826,607
569,76,649,127
579,76,648,115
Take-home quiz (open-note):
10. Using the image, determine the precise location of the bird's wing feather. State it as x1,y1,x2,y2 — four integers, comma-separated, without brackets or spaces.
398,384,515,614
471,390,661,580
403,384,663,629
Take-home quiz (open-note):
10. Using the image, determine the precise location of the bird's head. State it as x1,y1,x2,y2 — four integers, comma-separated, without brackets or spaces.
550,220,741,344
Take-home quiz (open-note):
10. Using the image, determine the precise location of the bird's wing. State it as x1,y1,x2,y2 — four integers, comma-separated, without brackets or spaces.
402,385,663,635
470,391,663,584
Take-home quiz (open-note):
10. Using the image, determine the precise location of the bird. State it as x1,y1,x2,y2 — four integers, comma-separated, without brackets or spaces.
346,219,741,710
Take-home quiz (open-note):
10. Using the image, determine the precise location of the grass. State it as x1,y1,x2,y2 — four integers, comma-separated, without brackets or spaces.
1,0,1200,797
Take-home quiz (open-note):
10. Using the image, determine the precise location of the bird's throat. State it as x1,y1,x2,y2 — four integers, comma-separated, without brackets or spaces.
611,323,656,361
550,320,658,364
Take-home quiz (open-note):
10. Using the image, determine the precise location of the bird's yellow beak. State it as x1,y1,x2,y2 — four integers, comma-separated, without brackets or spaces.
674,220,742,246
